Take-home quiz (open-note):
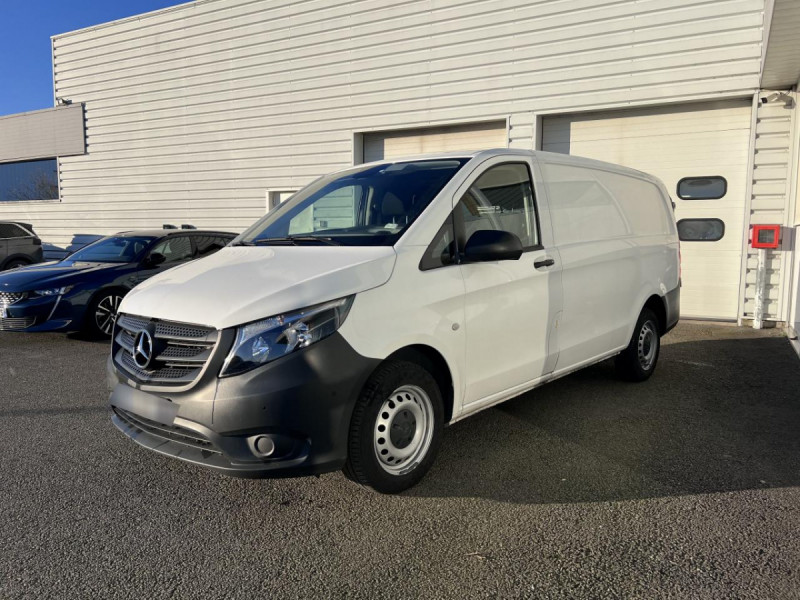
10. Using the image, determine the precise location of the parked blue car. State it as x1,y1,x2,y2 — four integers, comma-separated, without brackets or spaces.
0,229,235,337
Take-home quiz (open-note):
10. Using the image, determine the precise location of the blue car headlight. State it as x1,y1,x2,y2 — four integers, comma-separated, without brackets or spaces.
220,295,355,377
31,286,73,298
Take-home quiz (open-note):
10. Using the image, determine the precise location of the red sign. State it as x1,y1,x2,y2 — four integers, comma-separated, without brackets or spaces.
751,224,781,249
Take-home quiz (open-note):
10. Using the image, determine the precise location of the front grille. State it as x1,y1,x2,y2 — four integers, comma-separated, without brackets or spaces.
113,407,220,453
0,317,35,331
0,292,26,308
113,313,218,387
119,352,198,383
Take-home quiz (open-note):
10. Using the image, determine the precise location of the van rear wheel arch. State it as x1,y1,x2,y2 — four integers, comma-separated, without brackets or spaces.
643,294,667,335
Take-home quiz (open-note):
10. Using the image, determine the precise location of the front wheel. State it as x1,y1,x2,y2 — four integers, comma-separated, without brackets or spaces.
343,361,443,493
615,308,661,382
84,290,125,339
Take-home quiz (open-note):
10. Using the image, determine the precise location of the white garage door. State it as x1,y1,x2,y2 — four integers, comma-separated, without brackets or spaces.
542,100,752,320
362,121,507,163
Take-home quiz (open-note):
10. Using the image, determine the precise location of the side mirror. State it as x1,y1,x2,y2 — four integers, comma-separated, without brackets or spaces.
463,230,523,262
144,252,167,267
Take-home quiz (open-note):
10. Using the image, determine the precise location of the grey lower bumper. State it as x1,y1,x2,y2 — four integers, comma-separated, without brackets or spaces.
664,284,680,333
108,332,380,478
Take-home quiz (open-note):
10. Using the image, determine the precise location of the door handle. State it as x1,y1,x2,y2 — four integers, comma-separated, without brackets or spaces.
534,258,555,269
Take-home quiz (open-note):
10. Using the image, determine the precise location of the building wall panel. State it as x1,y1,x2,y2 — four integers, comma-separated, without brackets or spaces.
740,91,796,321
0,0,767,246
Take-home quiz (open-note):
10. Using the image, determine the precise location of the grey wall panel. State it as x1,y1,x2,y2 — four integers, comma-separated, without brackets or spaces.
0,0,767,246
0,104,85,163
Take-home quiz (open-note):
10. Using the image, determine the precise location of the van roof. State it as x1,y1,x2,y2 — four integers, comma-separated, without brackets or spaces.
364,148,660,185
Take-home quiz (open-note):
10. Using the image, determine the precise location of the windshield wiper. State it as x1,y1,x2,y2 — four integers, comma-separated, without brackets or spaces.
251,236,340,246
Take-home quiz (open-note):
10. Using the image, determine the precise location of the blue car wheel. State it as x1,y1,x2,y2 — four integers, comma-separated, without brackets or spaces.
86,290,125,338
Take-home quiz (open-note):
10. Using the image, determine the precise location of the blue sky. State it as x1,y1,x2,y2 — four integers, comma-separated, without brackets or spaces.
0,1,186,116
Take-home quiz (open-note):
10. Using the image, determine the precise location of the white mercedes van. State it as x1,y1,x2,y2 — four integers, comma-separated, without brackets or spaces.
107,149,679,493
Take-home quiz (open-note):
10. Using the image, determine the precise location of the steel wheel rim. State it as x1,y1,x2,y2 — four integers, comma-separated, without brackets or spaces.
637,320,658,370
374,385,434,476
95,295,122,335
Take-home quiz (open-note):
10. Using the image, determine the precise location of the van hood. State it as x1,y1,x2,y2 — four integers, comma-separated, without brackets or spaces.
119,246,397,329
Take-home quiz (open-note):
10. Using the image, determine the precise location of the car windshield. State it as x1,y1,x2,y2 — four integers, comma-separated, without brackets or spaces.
68,236,154,263
237,159,470,246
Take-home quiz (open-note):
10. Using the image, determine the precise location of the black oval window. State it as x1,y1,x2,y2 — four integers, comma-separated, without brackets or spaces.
677,218,725,242
677,176,727,200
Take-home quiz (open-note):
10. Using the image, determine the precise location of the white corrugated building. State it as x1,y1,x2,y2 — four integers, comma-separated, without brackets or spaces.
1,0,799,335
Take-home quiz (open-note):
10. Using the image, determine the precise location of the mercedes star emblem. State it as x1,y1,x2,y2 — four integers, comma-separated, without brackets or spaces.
132,329,154,369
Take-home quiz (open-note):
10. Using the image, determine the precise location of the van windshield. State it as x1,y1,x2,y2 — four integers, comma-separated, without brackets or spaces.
237,159,469,246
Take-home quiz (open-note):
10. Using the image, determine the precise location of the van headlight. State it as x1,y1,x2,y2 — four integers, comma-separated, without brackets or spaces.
220,295,355,377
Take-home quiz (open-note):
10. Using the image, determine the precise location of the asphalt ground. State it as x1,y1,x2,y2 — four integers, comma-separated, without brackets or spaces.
1,322,798,599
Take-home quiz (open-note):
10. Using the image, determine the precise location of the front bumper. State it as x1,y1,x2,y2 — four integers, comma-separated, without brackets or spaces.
0,292,84,332
108,332,379,478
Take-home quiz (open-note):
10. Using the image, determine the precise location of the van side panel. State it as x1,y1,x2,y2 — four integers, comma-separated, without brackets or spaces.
540,160,677,370
338,247,467,419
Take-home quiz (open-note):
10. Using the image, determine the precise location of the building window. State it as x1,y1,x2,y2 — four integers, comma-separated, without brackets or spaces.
0,158,59,202
677,176,726,200
266,190,297,211
677,218,725,242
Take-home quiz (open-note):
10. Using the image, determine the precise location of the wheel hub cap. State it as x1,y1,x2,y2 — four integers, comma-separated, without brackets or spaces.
637,320,658,370
96,295,123,335
374,385,434,476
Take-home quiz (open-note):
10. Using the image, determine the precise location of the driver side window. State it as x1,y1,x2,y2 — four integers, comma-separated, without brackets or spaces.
420,163,540,270
149,236,193,264
457,162,539,250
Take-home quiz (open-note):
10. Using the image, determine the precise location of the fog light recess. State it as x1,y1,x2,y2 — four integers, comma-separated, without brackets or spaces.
252,435,275,457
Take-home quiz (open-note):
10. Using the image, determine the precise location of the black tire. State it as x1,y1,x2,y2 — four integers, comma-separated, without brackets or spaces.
343,360,444,494
83,289,125,339
615,308,661,382
3,259,30,270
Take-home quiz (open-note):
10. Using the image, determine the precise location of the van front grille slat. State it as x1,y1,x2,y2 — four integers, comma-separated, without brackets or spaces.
113,313,218,387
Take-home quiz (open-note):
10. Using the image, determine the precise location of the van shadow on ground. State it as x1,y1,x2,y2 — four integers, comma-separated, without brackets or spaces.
407,335,800,504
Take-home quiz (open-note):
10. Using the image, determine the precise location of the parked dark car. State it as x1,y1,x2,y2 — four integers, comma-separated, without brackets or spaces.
0,222,44,270
0,229,235,336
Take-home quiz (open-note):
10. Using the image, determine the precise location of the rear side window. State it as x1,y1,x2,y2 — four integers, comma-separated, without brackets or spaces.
194,235,229,257
592,170,673,236
677,218,725,241
457,162,540,250
150,236,194,263
541,163,629,245
0,223,29,239
677,176,726,200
